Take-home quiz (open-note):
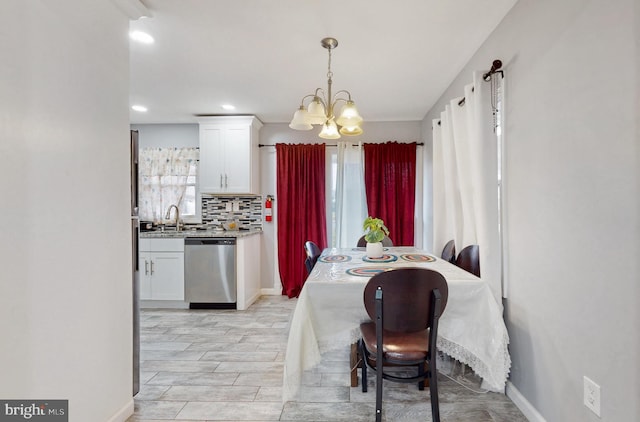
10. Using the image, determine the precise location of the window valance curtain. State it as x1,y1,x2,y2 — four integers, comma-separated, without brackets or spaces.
432,71,502,303
276,143,327,298
363,142,417,246
138,147,199,223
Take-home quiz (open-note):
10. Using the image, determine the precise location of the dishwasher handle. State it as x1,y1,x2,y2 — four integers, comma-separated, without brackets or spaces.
185,238,236,246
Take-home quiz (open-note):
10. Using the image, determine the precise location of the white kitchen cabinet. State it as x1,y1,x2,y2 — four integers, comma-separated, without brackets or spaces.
236,234,261,310
139,238,184,301
198,116,262,194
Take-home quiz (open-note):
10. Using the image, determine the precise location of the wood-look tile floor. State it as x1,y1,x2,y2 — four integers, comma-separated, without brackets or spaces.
127,295,527,422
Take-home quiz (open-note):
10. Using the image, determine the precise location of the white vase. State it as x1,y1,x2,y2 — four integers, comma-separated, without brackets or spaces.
366,242,384,259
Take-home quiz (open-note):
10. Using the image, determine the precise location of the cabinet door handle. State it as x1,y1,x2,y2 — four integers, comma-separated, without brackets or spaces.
150,260,154,275
144,260,149,275
225,174,228,188
220,174,223,188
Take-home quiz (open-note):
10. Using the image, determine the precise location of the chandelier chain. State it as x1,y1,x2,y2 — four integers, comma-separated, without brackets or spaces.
327,47,333,80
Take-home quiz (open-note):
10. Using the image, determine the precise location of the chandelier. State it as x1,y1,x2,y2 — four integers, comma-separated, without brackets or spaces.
289,37,363,139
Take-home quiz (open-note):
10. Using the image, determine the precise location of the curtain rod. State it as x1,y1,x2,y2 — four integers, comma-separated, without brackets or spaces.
259,143,424,148
436,58,503,126
457,59,503,107
483,59,503,81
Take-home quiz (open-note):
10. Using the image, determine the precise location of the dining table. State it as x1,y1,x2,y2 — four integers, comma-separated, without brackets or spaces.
282,246,511,403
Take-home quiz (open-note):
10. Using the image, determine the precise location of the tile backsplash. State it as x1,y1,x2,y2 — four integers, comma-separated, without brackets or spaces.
201,195,263,230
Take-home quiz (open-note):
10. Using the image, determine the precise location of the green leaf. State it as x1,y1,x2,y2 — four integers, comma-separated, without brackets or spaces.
362,216,389,243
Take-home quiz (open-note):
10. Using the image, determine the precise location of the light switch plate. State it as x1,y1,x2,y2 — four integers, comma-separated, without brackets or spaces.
583,376,601,417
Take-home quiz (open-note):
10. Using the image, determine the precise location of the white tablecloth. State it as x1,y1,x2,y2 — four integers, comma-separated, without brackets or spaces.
282,247,511,403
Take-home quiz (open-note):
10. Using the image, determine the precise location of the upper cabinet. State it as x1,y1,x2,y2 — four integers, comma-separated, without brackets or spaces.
198,116,263,194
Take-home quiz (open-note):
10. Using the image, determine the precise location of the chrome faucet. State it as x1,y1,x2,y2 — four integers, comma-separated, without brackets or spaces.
165,204,181,231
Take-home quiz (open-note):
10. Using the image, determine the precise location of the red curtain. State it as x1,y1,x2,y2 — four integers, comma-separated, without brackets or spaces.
276,143,327,298
364,142,417,246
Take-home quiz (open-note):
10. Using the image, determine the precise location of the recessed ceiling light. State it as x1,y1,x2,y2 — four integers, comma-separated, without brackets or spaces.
132,105,148,112
221,104,236,111
129,30,154,44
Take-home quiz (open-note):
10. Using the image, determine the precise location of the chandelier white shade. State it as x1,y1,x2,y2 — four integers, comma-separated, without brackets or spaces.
320,119,340,139
289,38,363,139
289,106,313,130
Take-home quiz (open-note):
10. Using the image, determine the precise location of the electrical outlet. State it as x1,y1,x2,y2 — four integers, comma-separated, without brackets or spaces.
583,376,601,417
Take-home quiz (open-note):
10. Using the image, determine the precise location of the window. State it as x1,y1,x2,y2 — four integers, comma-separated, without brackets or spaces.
138,147,199,223
326,142,368,247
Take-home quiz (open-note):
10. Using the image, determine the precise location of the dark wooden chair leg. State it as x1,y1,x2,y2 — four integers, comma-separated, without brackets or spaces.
375,362,383,422
417,361,431,389
350,343,359,387
429,369,440,422
359,340,368,393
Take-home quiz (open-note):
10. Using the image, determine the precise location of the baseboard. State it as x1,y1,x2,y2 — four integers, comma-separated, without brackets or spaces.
506,381,546,422
106,398,134,422
245,290,262,309
260,288,282,296
141,300,189,309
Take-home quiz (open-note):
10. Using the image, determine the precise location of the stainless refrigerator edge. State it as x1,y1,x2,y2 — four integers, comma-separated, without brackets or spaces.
131,130,140,396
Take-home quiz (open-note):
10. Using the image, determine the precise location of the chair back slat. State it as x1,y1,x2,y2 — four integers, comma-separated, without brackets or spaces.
363,268,448,333
357,235,393,247
304,241,321,275
441,239,456,264
456,244,480,277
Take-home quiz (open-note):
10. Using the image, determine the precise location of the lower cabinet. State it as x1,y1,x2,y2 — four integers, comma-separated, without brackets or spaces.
236,234,261,310
139,238,184,301
138,234,262,306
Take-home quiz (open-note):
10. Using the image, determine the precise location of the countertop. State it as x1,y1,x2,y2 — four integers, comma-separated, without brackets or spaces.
140,228,262,239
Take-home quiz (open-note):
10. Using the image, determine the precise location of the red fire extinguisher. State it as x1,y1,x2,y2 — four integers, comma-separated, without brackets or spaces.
265,195,273,222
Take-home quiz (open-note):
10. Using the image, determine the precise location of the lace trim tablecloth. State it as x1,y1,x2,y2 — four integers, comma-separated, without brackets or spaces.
283,247,511,402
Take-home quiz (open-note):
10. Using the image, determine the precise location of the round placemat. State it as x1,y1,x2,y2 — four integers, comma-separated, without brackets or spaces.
399,253,436,262
345,266,393,277
352,247,390,251
318,255,352,263
362,254,398,263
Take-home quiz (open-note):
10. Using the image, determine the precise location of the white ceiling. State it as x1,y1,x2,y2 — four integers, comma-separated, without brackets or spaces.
129,0,518,125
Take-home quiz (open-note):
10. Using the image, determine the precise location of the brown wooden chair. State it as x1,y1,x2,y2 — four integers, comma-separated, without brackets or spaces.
358,268,449,422
303,241,321,275
440,239,456,264
356,235,393,247
456,244,480,277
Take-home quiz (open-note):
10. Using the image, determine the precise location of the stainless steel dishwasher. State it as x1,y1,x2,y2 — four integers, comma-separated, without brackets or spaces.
184,238,236,309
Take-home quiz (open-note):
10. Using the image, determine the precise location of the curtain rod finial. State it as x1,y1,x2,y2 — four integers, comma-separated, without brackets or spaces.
483,59,503,81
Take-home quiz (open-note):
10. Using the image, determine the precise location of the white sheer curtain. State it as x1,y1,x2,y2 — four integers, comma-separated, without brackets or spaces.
433,71,503,302
333,142,368,247
139,147,199,223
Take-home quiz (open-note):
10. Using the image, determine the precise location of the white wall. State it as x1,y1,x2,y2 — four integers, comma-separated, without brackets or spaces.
259,122,423,291
422,0,639,420
131,123,198,148
0,2,134,421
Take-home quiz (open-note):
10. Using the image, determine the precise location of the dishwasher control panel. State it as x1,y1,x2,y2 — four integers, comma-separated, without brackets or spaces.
185,238,236,246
